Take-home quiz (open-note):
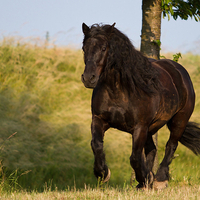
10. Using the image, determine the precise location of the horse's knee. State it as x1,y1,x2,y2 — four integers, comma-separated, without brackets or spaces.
91,139,103,154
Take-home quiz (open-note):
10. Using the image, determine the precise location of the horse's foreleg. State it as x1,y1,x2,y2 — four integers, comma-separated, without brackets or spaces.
130,126,153,188
91,115,110,182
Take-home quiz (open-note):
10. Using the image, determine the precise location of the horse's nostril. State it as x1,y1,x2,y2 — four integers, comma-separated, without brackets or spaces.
90,75,95,81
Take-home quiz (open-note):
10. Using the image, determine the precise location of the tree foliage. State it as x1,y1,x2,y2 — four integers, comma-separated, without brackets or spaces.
162,0,200,21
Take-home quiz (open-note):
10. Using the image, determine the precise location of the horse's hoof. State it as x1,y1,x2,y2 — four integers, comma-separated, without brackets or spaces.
135,172,154,190
153,180,168,190
136,183,145,190
103,168,111,183
136,183,150,191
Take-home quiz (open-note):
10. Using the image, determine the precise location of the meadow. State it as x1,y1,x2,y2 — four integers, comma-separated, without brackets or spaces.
0,37,200,198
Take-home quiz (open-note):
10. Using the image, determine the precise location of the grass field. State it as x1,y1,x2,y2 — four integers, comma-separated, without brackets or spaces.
0,38,200,198
0,185,200,199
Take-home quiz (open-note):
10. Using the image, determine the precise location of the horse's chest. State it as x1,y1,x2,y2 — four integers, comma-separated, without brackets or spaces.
92,90,154,132
105,106,134,132
109,106,126,123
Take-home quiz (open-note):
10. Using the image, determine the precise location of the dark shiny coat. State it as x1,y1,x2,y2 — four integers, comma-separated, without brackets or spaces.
81,23,200,189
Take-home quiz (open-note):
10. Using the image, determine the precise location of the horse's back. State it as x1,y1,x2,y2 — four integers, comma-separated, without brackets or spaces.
152,59,195,110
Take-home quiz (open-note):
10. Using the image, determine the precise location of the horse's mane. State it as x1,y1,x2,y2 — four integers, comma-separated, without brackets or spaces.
86,24,161,96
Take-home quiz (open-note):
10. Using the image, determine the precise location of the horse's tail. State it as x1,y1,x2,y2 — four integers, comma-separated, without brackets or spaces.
179,122,200,155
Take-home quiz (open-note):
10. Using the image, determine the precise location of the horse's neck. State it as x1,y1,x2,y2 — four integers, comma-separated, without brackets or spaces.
101,69,129,99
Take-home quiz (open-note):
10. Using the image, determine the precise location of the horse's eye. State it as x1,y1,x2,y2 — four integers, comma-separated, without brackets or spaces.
102,46,106,51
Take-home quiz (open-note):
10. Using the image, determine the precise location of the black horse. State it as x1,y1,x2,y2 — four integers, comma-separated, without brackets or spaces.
81,23,200,189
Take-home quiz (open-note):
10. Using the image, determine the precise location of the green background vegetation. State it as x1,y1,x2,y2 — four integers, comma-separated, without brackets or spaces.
0,38,200,193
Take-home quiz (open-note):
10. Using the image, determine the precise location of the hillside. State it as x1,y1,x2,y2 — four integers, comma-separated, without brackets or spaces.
0,38,200,191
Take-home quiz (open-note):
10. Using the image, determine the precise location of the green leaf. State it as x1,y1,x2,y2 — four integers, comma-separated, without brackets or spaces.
173,53,182,63
160,55,166,59
162,0,200,21
167,12,171,20
169,5,174,15
152,40,161,49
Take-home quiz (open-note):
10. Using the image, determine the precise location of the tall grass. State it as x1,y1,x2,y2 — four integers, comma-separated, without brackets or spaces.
0,38,95,191
0,38,200,192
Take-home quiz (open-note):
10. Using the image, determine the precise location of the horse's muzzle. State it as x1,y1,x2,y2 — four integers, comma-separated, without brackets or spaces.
81,73,98,89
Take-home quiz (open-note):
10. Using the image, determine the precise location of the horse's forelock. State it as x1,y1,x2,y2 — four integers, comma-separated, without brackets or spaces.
85,24,114,40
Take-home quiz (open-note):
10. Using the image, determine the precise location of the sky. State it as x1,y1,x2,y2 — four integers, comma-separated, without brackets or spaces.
0,0,200,54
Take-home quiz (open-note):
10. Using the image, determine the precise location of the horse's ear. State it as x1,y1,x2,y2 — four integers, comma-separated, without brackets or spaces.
106,23,116,35
111,23,116,28
82,23,90,35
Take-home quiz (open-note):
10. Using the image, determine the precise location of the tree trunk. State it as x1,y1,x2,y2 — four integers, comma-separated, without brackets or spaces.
131,0,162,184
140,0,162,60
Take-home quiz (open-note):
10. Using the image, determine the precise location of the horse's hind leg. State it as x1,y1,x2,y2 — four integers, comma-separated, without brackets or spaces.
91,116,110,182
154,113,190,189
145,133,157,173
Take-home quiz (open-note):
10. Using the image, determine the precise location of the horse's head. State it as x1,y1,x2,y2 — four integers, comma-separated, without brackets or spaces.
81,23,115,89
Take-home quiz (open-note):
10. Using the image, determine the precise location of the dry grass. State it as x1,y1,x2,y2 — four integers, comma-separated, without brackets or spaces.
0,185,200,199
